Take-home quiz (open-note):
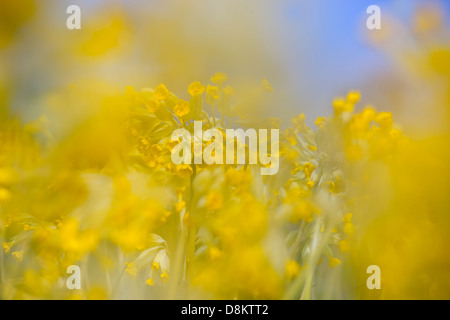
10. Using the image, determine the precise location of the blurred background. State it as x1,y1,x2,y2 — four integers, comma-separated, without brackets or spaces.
2,0,449,134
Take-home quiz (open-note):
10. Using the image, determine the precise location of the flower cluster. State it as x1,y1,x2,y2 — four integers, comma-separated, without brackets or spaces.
0,73,411,299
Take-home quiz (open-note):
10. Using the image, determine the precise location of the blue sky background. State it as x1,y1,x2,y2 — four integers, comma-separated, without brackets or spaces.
276,0,450,119
9,0,450,128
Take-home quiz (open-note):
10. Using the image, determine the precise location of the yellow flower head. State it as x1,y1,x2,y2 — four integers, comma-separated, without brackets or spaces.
343,213,352,223
344,222,355,235
145,99,160,113
208,246,222,260
154,84,169,101
188,81,205,96
283,127,297,146
12,250,24,262
303,162,315,180
375,112,393,130
0,188,11,202
346,90,361,104
314,116,327,128
174,99,190,117
175,164,193,177
285,259,301,278
175,200,186,213
211,72,228,85
125,262,137,277
23,224,34,231
206,85,219,100
160,271,169,283
146,278,155,286
3,242,13,254
333,97,353,114
206,189,223,212
292,201,314,222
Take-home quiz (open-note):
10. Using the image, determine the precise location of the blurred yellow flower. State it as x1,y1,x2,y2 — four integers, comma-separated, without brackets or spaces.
154,84,170,101
174,99,190,118
329,258,341,268
206,85,219,100
188,81,205,96
211,72,228,85
285,260,301,278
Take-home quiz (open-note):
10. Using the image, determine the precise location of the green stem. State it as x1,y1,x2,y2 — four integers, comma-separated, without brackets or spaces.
185,166,196,282
167,226,187,299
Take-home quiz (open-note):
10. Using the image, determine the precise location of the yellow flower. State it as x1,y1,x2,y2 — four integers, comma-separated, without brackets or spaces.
291,201,314,222
175,164,193,177
285,260,301,278
208,246,222,260
329,258,341,268
211,72,228,85
283,128,297,146
303,162,315,180
333,97,353,114
160,271,169,283
206,190,223,211
362,106,377,121
154,84,169,101
175,200,186,213
328,175,344,194
182,211,191,227
344,222,354,235
346,144,363,162
206,85,219,100
174,99,190,117
346,90,361,104
343,213,352,223
12,250,24,262
188,81,205,96
0,188,11,202
314,116,327,128
125,262,137,277
145,99,160,113
375,112,393,130
23,224,34,231
2,242,13,254
146,278,155,286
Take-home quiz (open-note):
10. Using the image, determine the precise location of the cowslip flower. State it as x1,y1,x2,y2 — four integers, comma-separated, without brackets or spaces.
210,72,228,85
188,81,205,96
154,84,169,101
174,99,190,118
